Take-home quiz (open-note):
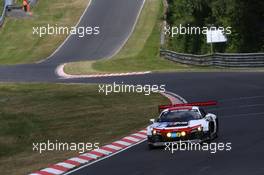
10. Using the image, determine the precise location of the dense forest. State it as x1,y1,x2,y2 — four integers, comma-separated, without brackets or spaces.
166,0,264,54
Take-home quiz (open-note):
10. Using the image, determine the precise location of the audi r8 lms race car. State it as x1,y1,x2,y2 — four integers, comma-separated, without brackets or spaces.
147,102,218,149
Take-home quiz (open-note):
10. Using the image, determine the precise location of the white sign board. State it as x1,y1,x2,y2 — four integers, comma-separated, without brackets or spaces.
206,29,227,43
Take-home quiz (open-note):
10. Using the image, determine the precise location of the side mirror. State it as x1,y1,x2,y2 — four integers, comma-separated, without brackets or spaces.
149,119,155,123
205,114,211,121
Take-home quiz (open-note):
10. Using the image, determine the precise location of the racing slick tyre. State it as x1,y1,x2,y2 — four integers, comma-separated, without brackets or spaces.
205,122,215,143
148,144,155,150
215,118,219,138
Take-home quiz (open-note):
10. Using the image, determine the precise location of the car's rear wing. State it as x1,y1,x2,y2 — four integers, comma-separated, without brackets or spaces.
158,101,217,113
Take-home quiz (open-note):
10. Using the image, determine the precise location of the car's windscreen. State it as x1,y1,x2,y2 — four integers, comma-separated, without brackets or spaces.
159,110,201,122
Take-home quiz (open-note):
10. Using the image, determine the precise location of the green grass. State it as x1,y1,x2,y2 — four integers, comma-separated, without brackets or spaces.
0,83,168,175
64,0,206,75
0,0,4,14
65,0,264,75
0,0,89,64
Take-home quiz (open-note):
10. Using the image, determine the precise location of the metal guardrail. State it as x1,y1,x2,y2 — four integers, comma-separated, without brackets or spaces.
0,0,38,27
29,0,38,6
0,1,7,27
160,50,264,68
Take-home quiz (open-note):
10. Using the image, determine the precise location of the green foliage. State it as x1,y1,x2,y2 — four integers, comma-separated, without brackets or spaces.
167,0,264,53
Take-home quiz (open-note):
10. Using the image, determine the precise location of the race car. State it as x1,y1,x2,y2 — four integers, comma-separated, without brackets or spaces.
147,102,218,149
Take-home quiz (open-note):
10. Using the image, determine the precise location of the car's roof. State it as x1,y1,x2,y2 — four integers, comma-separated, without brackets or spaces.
164,106,199,112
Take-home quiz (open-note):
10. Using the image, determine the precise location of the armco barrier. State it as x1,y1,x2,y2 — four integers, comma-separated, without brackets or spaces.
160,50,264,68
0,0,37,28
0,2,7,27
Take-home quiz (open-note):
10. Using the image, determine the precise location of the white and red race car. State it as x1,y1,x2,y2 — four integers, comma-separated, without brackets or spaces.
147,102,218,149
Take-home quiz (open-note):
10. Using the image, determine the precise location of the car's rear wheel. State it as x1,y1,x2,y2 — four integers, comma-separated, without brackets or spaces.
215,118,219,138
209,121,218,140
205,122,215,143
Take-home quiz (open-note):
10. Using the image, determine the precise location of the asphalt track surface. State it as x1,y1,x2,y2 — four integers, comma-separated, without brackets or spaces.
0,0,144,82
1,0,264,175
67,73,264,175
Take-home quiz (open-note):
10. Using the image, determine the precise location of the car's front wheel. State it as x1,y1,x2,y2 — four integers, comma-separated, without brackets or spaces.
148,143,155,150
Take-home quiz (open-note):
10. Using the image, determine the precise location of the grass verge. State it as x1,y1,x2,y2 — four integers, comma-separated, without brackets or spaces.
64,0,212,75
65,0,264,75
0,0,89,64
0,0,3,15
0,83,168,175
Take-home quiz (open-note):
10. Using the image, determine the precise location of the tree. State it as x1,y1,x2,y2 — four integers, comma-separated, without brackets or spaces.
166,0,264,53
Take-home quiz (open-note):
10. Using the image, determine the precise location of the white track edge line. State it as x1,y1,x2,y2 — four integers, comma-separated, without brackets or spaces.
63,138,147,175
55,0,147,79
37,0,93,63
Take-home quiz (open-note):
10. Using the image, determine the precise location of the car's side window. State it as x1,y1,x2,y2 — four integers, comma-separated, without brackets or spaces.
200,108,206,118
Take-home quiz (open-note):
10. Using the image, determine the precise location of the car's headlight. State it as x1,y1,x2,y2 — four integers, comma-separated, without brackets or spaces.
197,126,202,131
167,132,172,138
152,129,157,135
181,131,186,137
